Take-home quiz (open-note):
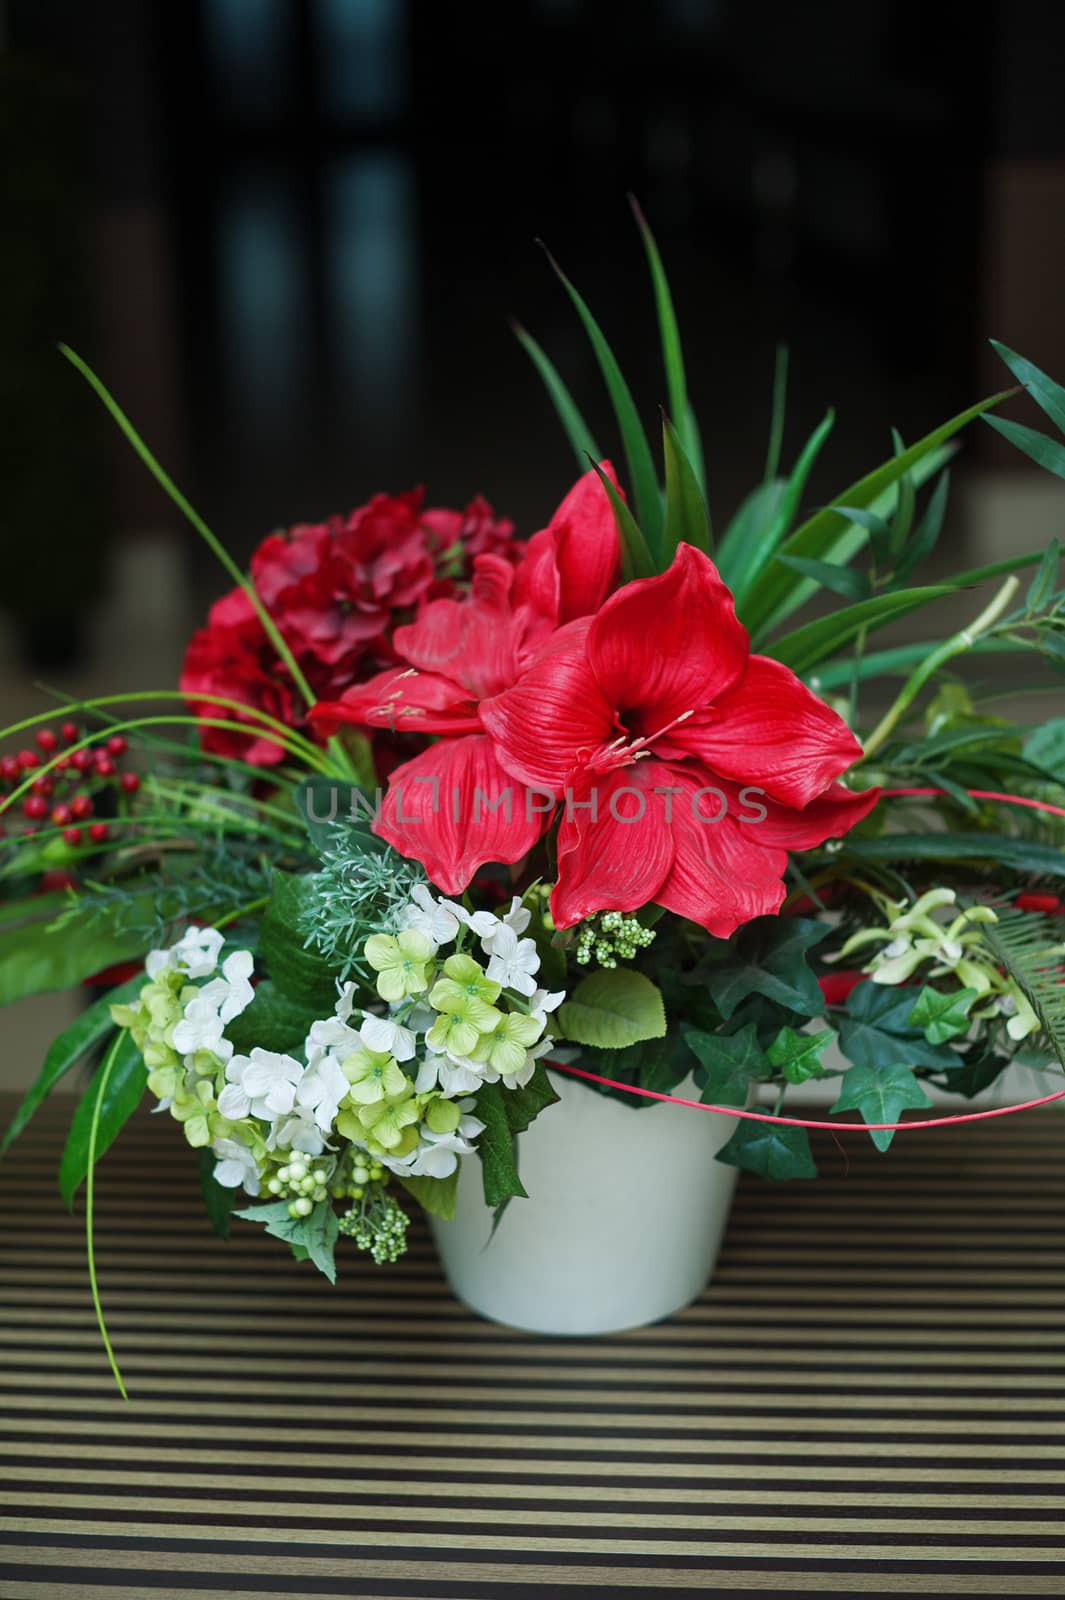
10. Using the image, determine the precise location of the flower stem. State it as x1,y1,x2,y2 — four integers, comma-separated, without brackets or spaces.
859,577,1020,761
86,1031,129,1400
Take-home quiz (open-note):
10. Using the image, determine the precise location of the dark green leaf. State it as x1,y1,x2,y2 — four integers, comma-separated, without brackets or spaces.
512,321,601,469
395,1168,459,1221
985,415,1065,481
840,832,1065,880
0,902,149,1009
830,1058,932,1152
295,778,385,855
937,1049,1010,1098
662,415,712,558
1,974,144,1157
499,1060,560,1136
763,344,789,483
226,981,325,1056
716,479,787,587
260,870,339,1011
892,469,950,585
838,982,958,1075
684,1023,770,1106
908,986,978,1045
888,430,916,559
1026,538,1061,614
58,1031,147,1210
1024,718,1065,778
770,584,957,675
588,458,656,581
766,1025,835,1084
833,505,893,568
545,247,663,548
198,1147,235,1239
716,1118,818,1181
730,411,835,607
696,917,830,1021
775,554,871,601
474,1082,526,1208
631,196,704,488
990,340,1065,432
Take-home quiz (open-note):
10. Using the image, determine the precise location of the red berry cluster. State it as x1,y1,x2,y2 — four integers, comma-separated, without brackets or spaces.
0,723,141,849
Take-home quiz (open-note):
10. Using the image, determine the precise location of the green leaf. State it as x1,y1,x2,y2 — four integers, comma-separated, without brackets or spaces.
544,246,663,550
395,1168,460,1221
234,1197,339,1283
766,1025,835,1084
498,1059,561,1136
769,584,956,675
512,321,601,471
1026,538,1060,614
984,415,1065,480
661,415,712,559
1,974,144,1157
838,982,958,1076
716,1118,818,1181
697,917,831,1021
558,968,666,1048
0,901,149,1009
589,458,655,581
260,870,338,1011
908,986,978,1045
684,1023,770,1106
892,469,950,585
833,505,893,569
295,778,385,855
729,411,835,607
630,196,704,489
225,980,325,1056
990,340,1065,432
590,1030,695,1110
715,478,787,587
473,1082,527,1208
937,1049,1010,1098
775,554,871,601
743,389,1013,636
58,1031,147,1210
830,1058,932,1152
888,430,916,559
840,832,1065,880
198,1147,235,1239
1024,718,1065,778
763,344,789,483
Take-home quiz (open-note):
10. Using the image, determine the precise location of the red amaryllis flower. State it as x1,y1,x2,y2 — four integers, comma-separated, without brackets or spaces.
179,589,299,765
308,464,622,883
479,543,879,936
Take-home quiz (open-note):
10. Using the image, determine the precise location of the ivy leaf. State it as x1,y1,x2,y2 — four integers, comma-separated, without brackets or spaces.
225,980,324,1055
198,1148,235,1239
558,968,666,1047
838,981,958,1074
58,1031,147,1210
830,1060,932,1151
908,986,979,1045
937,1049,1010,1098
395,1169,459,1221
590,1031,694,1110
234,1197,339,1283
766,1026,835,1084
716,1118,818,1181
260,870,339,1011
684,1023,770,1106
697,917,830,1021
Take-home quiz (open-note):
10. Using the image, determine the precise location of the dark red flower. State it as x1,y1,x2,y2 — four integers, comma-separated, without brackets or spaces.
421,495,521,572
179,589,298,766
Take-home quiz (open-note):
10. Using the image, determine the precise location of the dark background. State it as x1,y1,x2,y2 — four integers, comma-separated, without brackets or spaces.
4,0,1065,660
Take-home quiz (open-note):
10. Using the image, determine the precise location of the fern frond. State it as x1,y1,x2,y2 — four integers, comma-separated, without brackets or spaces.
980,900,1065,1069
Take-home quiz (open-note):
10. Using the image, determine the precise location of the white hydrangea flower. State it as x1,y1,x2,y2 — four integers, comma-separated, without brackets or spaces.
359,1012,418,1062
483,922,540,997
382,1100,486,1179
396,882,453,948
198,949,256,1024
211,1137,261,1195
296,1053,350,1133
147,926,225,981
334,981,358,1021
304,1013,362,1064
266,1108,328,1156
171,994,233,1063
480,895,531,950
528,987,565,1030
219,1048,303,1120
414,1050,489,1096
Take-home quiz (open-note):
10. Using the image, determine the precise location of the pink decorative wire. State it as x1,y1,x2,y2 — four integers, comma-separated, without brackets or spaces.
549,786,1065,1133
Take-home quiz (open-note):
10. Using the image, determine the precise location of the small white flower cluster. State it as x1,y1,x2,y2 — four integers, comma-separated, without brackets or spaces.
111,886,565,1230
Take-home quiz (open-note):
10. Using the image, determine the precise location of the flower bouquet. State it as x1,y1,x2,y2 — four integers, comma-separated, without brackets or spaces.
5,209,1065,1359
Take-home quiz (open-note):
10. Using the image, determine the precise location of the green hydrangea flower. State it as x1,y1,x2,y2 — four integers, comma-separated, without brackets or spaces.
364,929,435,1001
469,1012,543,1077
356,1095,421,1155
341,1046,411,1107
430,953,501,1010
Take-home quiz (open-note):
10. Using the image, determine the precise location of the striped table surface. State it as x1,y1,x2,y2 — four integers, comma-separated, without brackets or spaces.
1,1097,1064,1599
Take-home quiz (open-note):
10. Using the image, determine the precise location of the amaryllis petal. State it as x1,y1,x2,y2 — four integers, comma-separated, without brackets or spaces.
550,764,675,927
741,781,880,850
544,460,622,622
652,767,790,937
376,735,549,894
481,629,614,792
676,654,866,807
587,543,748,733
308,667,481,738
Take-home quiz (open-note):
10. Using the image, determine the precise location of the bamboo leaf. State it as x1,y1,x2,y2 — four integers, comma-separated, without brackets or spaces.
661,415,712,560
984,415,1065,481
770,585,956,674
542,245,663,549
511,321,601,469
889,429,916,559
775,555,871,601
990,341,1065,434
1026,538,1060,614
892,469,950,585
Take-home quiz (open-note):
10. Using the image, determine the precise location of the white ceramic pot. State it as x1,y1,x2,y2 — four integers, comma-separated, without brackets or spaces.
430,1068,740,1335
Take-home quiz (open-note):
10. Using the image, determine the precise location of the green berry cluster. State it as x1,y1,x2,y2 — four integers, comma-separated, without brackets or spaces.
575,911,656,968
339,1185,409,1264
265,1158,334,1216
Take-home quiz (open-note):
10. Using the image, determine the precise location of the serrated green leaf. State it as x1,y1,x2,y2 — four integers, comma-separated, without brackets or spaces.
198,1147,235,1239
558,968,666,1048
985,415,1065,480
260,870,338,1011
395,1168,460,1221
830,1058,932,1152
684,1023,770,1106
697,917,830,1021
545,248,663,549
766,1025,835,1084
907,986,978,1045
473,1081,526,1208
235,1197,339,1282
512,321,601,470
662,415,712,558
716,1118,818,1181
58,1031,147,1210
1,973,144,1157
990,340,1065,432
